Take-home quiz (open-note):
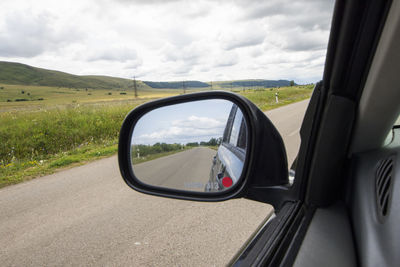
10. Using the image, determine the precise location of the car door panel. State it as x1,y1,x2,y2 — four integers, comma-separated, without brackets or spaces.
293,203,357,267
348,129,400,267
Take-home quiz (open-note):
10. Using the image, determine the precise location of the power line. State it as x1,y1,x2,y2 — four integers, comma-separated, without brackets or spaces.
133,76,138,98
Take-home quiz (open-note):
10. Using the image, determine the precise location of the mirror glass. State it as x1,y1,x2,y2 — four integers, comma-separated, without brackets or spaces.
130,99,248,193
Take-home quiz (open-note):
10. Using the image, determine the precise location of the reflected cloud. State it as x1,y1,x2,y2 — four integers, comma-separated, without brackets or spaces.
137,115,226,143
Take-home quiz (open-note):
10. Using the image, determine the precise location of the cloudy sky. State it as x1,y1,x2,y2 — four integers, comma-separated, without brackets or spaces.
133,99,232,145
0,0,335,83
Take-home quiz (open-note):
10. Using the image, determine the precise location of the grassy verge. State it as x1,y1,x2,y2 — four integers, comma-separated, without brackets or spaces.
0,102,136,165
0,85,313,188
0,101,135,188
0,142,118,188
239,85,313,111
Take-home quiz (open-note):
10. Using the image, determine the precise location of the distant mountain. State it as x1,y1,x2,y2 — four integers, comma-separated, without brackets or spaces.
143,79,295,89
143,80,209,89
0,61,148,90
215,79,295,88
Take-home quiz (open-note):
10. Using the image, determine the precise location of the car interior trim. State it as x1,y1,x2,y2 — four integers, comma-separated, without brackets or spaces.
350,0,400,154
348,128,400,267
231,202,300,267
293,203,357,267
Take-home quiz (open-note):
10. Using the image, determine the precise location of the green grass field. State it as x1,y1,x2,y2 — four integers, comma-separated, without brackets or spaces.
0,83,181,112
0,84,313,188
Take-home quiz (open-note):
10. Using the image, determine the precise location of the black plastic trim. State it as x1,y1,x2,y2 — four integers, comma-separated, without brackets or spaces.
301,0,393,207
230,202,300,267
279,205,316,267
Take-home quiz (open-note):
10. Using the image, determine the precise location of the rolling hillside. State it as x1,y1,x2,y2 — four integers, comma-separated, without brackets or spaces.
0,61,150,90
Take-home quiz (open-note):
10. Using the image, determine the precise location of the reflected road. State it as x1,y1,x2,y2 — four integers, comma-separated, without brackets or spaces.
134,147,216,191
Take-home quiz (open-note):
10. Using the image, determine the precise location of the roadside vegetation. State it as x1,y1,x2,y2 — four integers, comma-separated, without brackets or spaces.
131,138,221,165
0,102,136,187
239,84,313,111
131,143,186,165
0,84,313,188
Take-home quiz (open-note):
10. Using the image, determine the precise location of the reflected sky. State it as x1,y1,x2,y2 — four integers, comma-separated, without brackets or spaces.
132,100,233,145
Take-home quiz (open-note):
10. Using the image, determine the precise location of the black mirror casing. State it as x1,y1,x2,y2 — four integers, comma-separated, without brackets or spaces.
118,91,288,202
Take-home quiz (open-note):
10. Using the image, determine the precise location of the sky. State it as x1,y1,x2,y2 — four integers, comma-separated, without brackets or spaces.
132,99,233,145
0,0,335,84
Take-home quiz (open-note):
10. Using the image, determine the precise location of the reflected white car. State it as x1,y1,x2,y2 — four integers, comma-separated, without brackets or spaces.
206,104,247,192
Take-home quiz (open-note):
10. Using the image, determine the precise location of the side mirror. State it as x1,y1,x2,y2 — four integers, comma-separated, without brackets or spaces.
118,91,288,202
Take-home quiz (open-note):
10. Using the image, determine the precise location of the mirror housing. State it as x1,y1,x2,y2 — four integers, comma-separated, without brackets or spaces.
118,91,288,202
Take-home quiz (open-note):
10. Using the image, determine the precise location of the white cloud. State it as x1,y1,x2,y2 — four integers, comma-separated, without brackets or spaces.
214,52,239,67
173,115,226,129
219,25,266,50
87,46,141,63
138,116,226,143
0,10,82,57
0,0,335,83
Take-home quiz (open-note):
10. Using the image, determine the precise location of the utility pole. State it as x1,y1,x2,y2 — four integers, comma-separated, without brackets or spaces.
210,81,213,90
231,82,233,91
182,81,186,94
133,76,138,98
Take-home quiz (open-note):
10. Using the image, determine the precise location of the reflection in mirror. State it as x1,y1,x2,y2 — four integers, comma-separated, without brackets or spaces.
130,99,247,193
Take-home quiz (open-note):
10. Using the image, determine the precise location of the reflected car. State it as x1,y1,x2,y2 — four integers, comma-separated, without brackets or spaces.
205,103,247,192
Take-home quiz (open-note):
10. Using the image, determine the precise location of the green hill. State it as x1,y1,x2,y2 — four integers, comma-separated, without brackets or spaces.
0,61,150,90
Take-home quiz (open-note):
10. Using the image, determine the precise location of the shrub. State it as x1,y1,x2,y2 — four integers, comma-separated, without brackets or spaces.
132,143,182,157
0,103,135,165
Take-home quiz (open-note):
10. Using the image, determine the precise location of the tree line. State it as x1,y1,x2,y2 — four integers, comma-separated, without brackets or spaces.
133,138,221,157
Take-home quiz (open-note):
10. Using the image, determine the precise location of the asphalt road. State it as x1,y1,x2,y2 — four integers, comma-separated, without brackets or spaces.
134,147,216,191
266,99,309,166
0,99,308,266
